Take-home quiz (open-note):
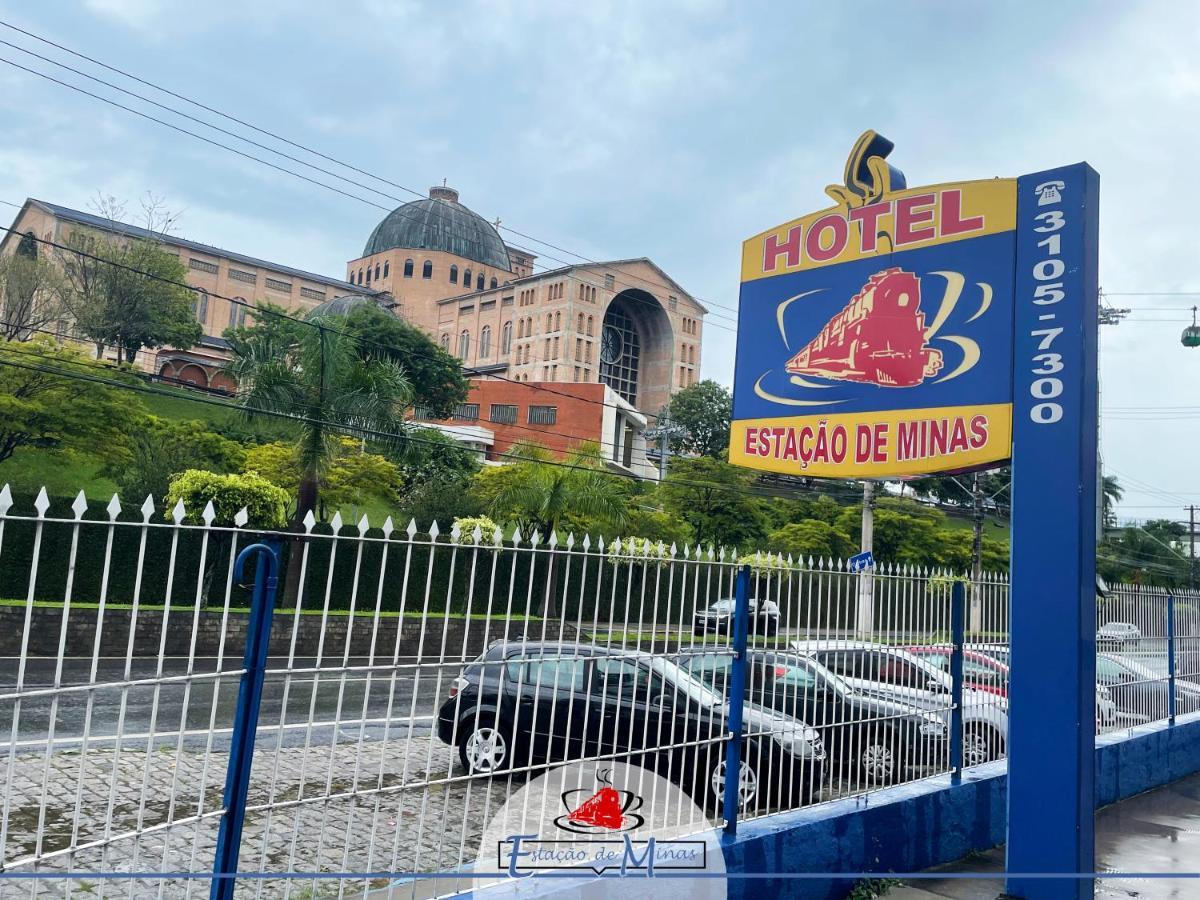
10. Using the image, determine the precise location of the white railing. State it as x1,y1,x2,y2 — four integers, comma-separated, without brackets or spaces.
0,483,1194,897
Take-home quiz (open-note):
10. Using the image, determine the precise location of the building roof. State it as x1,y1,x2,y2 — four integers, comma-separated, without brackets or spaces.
361,186,512,270
17,199,369,295
305,294,383,319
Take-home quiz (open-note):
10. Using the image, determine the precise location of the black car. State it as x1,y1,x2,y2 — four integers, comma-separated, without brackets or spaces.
693,597,781,638
677,650,947,784
436,641,826,813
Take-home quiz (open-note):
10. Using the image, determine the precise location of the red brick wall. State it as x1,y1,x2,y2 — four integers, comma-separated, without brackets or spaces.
419,379,606,459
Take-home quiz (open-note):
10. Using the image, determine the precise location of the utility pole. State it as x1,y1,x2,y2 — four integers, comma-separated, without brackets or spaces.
856,481,875,637
969,473,985,633
1190,505,1197,590
645,409,684,482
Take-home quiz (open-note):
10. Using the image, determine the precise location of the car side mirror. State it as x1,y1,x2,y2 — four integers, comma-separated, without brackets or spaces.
652,691,676,709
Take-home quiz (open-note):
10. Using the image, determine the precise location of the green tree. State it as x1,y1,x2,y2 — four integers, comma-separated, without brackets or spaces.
103,416,245,502
165,469,289,528
664,379,732,458
340,303,469,418
657,455,769,549
225,314,412,602
1102,474,1123,530
395,426,480,493
768,520,855,561
56,231,202,362
481,441,629,616
243,437,401,518
0,250,64,341
0,337,141,465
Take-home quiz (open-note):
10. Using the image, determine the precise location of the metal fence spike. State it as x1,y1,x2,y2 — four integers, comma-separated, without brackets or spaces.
106,494,122,521
73,490,89,521
472,524,483,544
233,507,249,528
450,521,462,541
382,515,395,536
34,487,51,518
492,526,504,546
511,525,522,544
428,519,441,539
201,500,216,525
582,533,592,550
140,494,155,522
358,514,371,535
0,484,11,516
405,518,418,537
303,509,317,533
548,531,559,548
170,497,185,524
330,511,344,532
565,532,575,549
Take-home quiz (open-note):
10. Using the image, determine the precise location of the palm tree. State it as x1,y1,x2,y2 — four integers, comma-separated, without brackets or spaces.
1102,474,1123,530
225,313,411,601
487,441,628,616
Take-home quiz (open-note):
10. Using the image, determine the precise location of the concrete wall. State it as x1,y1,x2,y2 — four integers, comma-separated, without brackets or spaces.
721,712,1200,900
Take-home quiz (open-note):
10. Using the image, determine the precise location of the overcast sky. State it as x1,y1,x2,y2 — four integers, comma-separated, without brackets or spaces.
0,1,1196,523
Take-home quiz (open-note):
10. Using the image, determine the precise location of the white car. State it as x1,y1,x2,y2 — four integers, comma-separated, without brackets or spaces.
790,640,1009,767
1096,622,1141,648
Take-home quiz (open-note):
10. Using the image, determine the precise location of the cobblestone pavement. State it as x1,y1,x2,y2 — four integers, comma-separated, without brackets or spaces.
1,737,517,899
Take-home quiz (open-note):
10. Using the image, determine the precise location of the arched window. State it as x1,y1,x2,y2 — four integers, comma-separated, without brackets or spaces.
440,333,450,351
463,268,472,289
458,330,470,361
480,326,492,357
357,269,364,284
450,264,458,284
193,289,209,324
374,264,381,281
403,259,414,278
586,316,594,336
365,267,372,284
383,261,390,278
422,260,433,279
554,311,561,331
546,312,554,331
490,277,498,289
476,272,484,291
577,313,584,332
502,321,513,354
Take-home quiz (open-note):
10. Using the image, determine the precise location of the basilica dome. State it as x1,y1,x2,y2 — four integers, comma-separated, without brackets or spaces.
362,186,511,270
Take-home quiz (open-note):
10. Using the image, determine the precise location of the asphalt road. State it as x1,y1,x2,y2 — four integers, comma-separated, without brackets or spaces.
0,656,449,751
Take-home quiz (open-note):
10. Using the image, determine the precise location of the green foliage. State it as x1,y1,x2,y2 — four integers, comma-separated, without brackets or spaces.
664,379,731,458
225,306,412,524
243,437,400,517
607,536,673,568
340,304,470,418
1100,519,1191,586
481,441,629,540
768,520,855,561
0,250,63,341
395,427,480,492
743,549,792,575
1102,474,1123,529
56,232,201,362
103,416,245,502
0,337,143,466
621,505,694,548
658,456,768,549
165,469,289,528
451,515,501,544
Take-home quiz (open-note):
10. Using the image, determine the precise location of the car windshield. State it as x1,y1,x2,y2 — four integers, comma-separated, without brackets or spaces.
1105,654,1160,682
708,599,736,613
650,656,724,709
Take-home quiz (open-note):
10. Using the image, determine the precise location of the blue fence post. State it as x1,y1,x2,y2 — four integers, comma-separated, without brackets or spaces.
1167,592,1177,725
723,564,751,837
950,580,966,783
210,541,280,900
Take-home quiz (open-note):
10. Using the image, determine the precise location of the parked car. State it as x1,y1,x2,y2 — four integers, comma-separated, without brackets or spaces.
908,645,1118,730
1096,652,1200,725
676,649,946,784
437,641,826,813
789,640,1009,766
693,597,781,638
1097,622,1142,648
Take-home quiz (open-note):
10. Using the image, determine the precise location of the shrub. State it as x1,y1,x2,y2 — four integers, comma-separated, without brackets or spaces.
451,515,502,544
165,470,289,528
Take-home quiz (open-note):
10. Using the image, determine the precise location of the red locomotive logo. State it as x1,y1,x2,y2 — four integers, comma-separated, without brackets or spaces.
785,267,944,387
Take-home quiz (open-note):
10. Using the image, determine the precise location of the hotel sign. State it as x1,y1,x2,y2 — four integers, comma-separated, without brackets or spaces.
729,131,1017,478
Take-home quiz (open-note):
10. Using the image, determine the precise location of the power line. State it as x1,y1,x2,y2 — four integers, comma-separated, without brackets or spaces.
0,224,678,426
0,23,744,322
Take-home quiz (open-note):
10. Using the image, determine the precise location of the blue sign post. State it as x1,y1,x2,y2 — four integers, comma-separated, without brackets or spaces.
1005,164,1099,900
848,551,875,573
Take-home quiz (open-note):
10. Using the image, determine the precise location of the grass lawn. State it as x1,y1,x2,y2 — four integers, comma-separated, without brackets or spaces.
939,513,1010,542
0,451,117,500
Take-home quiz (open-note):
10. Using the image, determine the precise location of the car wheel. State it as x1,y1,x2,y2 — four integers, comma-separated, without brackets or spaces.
459,723,510,774
708,755,760,815
963,725,1003,767
859,740,898,784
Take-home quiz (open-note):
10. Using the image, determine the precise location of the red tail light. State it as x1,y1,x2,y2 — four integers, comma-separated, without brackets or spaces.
774,665,788,678
448,676,468,699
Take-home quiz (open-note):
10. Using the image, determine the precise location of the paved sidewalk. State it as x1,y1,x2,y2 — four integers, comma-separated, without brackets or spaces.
888,772,1200,899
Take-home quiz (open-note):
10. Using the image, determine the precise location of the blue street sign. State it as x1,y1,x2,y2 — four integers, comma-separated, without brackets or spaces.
1006,163,1100,900
848,551,875,573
